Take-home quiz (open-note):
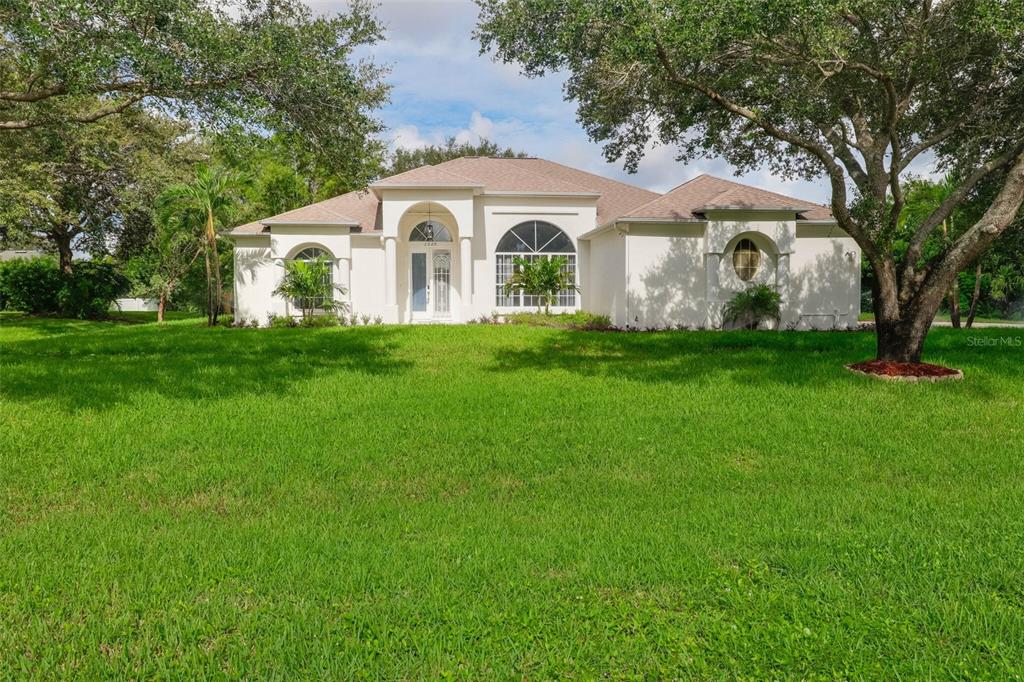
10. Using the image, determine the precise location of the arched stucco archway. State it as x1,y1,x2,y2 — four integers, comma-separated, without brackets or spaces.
706,230,790,329
395,202,464,322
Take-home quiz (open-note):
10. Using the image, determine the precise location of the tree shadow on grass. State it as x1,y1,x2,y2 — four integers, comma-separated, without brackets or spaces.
488,327,1023,391
0,319,413,412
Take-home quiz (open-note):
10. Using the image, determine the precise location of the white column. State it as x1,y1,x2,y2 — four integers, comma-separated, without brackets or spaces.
706,252,721,328
459,236,473,320
383,236,399,322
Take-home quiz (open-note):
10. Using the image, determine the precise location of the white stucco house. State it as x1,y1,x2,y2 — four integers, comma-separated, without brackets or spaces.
228,156,860,329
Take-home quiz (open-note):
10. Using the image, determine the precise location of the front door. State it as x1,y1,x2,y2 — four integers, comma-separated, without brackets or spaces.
410,247,452,320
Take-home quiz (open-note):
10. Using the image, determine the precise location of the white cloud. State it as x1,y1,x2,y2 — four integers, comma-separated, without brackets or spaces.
453,111,495,145
389,124,435,151
315,0,836,203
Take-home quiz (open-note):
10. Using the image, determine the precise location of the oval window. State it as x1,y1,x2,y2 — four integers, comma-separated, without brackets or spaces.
732,238,760,281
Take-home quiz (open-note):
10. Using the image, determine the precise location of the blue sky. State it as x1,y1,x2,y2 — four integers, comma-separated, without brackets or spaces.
312,0,834,202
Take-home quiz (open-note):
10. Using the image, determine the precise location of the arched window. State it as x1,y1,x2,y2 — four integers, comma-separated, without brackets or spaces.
290,246,333,311
409,220,451,242
732,238,761,282
495,221,577,307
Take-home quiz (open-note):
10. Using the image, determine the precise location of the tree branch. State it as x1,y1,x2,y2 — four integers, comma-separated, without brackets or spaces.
650,36,883,264
910,149,1024,323
898,140,1024,298
0,95,146,130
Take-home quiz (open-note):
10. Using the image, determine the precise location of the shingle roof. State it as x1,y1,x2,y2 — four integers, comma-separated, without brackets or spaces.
227,160,831,235
499,158,661,225
229,190,382,235
620,174,832,222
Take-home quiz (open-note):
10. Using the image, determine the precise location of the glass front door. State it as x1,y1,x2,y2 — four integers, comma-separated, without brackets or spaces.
431,250,450,316
410,247,452,319
411,252,427,312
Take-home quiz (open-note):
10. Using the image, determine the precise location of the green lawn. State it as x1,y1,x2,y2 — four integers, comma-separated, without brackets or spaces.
1,314,1023,678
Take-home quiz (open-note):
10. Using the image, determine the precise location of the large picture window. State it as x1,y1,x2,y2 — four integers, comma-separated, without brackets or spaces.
291,247,333,311
495,221,577,307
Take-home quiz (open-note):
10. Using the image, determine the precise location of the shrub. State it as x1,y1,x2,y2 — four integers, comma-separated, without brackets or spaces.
506,311,613,330
301,315,339,328
722,284,782,330
0,257,62,313
56,261,130,319
0,257,128,319
269,314,299,328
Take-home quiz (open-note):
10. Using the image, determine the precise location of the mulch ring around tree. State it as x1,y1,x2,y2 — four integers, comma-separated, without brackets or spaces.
845,360,964,383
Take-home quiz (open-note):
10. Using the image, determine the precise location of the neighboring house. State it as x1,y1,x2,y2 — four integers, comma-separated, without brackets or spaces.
0,249,46,261
228,157,860,329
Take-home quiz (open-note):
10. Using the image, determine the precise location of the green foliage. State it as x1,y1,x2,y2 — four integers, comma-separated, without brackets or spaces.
0,257,63,313
505,310,613,330
0,257,127,318
502,255,580,314
272,256,347,320
0,0,388,181
722,284,782,330
158,165,247,325
212,130,379,224
54,261,130,319
126,214,204,320
386,136,529,176
1,319,1023,677
0,109,197,269
268,313,342,328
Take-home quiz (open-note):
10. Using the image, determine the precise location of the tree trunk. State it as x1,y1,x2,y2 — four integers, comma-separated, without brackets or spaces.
54,232,74,274
207,211,223,325
203,248,214,327
874,315,929,363
966,263,983,328
948,279,961,328
157,292,166,323
941,219,961,329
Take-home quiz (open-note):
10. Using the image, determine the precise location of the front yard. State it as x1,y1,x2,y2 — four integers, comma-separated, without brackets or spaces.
1,315,1022,677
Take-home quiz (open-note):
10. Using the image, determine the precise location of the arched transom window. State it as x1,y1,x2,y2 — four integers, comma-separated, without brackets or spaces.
409,220,451,242
732,238,761,282
291,247,333,311
495,221,577,307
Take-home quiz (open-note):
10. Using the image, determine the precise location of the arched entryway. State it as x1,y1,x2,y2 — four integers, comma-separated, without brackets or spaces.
396,201,461,322
408,219,454,320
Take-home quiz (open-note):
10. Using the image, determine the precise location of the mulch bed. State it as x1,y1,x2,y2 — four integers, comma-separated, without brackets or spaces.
846,360,964,382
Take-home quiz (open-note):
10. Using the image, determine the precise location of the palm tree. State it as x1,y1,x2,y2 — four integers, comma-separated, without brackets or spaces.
273,256,347,321
158,165,244,326
502,255,580,314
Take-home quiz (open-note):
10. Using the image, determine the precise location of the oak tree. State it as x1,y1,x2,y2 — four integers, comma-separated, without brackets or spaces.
478,0,1024,362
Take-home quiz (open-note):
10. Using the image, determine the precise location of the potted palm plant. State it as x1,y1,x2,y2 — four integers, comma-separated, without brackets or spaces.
502,255,580,314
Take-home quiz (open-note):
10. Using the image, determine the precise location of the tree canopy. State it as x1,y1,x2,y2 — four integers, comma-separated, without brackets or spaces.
478,0,1024,361
386,137,530,176
0,0,388,182
0,108,198,271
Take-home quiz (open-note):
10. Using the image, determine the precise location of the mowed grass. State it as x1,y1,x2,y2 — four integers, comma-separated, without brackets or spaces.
1,314,1023,679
